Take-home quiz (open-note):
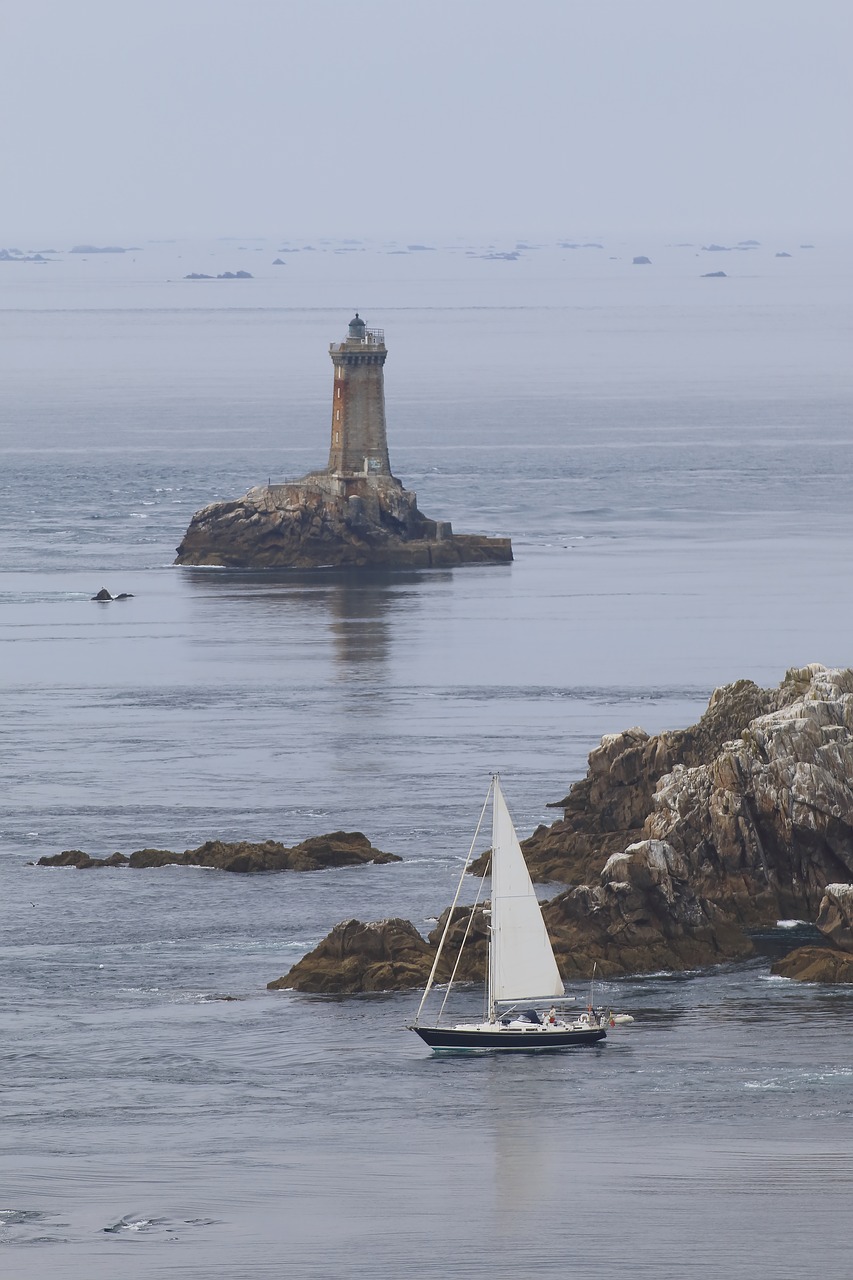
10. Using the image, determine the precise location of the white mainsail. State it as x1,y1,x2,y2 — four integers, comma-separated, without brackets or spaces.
490,778,564,1003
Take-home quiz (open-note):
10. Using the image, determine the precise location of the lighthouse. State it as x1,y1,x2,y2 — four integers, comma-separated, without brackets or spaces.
175,311,513,568
327,314,391,476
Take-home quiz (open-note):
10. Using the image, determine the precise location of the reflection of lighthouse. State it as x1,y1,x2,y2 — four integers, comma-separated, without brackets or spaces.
327,314,391,477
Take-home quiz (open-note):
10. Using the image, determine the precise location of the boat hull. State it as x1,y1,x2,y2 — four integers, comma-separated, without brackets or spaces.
413,1025,607,1052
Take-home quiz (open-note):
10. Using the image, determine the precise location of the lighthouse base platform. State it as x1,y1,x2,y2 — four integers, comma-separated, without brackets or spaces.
174,473,512,570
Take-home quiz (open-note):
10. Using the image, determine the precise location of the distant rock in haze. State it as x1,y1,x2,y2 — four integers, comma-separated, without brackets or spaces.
800,243,815,249
0,248,48,262
738,239,760,246
702,271,727,277
632,255,652,265
702,244,730,252
70,245,127,254
406,244,435,251
478,251,520,261
184,271,253,280
272,258,286,265
776,251,792,258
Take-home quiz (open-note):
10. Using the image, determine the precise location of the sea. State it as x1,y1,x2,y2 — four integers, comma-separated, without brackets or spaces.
1,235,852,1278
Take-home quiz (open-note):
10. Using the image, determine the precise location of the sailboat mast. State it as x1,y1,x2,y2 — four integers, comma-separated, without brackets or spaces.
487,774,499,1024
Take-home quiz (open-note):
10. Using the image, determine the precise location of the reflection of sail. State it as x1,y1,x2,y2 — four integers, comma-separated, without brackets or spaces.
491,779,564,1002
492,1105,558,1223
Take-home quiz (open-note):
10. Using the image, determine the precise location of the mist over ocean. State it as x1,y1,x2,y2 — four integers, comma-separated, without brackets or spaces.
2,237,853,1277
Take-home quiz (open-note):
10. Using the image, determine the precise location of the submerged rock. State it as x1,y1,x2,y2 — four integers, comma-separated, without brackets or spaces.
38,832,400,873
91,587,133,601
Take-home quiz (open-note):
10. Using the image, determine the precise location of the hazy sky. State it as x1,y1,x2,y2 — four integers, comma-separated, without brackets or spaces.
1,0,850,240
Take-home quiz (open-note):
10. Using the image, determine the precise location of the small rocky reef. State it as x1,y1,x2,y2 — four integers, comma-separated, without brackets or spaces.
38,831,399,874
270,664,853,992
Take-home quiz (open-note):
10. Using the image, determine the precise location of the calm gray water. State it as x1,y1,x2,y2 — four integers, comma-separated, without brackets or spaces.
2,238,853,1277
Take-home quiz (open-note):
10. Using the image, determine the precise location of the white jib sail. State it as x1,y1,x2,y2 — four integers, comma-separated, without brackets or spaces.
490,779,564,1003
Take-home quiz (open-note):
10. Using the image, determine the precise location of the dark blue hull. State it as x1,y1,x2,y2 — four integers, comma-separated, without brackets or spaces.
413,1025,606,1052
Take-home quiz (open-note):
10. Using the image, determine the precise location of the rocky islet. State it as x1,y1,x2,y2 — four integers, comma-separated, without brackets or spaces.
174,314,511,570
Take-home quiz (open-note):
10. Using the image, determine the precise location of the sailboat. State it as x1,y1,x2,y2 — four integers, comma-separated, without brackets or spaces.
410,775,619,1052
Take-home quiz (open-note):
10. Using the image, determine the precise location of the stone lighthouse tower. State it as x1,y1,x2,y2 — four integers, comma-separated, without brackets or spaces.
327,314,391,476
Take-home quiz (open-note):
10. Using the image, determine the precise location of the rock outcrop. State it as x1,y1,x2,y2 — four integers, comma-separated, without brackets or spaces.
814,882,853,952
268,919,435,994
91,587,133,601
37,850,129,869
771,946,853,983
38,832,400,873
518,665,853,921
770,883,853,983
272,665,853,992
175,475,511,569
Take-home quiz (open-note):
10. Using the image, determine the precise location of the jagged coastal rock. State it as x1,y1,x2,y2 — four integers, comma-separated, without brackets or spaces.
268,919,435,994
175,315,512,569
38,832,400,874
771,946,853,983
771,884,853,983
270,665,853,991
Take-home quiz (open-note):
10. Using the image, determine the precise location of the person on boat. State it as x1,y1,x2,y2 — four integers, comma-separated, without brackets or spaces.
546,1006,557,1025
